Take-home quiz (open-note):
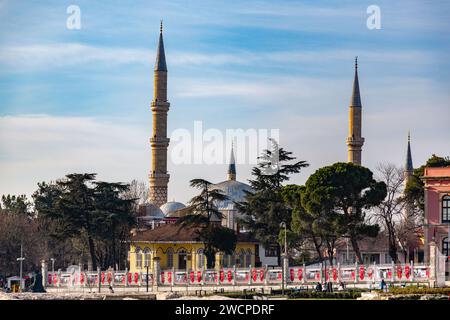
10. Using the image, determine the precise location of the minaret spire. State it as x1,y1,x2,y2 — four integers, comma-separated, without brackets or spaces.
405,131,414,176
351,56,362,107
227,142,236,181
346,57,365,165
149,22,170,207
155,20,167,72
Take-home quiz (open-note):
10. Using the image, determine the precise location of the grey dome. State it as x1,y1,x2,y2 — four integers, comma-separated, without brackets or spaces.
209,180,253,210
160,201,186,215
139,203,165,220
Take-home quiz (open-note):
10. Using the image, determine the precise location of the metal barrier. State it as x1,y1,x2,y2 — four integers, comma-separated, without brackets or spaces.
45,262,431,289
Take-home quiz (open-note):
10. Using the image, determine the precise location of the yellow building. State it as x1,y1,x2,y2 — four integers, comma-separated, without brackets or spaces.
129,223,257,273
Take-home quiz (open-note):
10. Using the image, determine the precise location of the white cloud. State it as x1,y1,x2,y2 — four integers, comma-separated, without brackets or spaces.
0,42,438,71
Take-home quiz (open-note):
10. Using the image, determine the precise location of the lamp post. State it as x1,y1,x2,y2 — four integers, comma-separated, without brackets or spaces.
144,259,149,293
17,244,25,292
280,221,287,296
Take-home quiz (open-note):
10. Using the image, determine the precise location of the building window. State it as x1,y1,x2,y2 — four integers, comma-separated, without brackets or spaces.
245,249,252,268
135,247,142,269
167,248,174,268
265,245,278,257
197,249,204,269
143,248,151,267
443,238,449,261
384,253,393,264
238,250,245,268
442,195,450,222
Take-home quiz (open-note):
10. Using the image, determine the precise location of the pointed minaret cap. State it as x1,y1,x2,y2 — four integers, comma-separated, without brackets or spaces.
350,56,362,107
154,20,167,71
227,143,236,181
405,131,413,172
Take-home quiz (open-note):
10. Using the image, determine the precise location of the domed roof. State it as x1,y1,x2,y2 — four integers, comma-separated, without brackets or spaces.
160,201,186,215
209,180,253,210
138,203,165,219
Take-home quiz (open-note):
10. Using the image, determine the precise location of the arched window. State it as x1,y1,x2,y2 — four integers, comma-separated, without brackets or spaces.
197,249,204,269
143,248,151,268
245,249,252,268
443,238,449,261
238,250,245,268
135,247,142,269
167,248,174,268
442,195,450,222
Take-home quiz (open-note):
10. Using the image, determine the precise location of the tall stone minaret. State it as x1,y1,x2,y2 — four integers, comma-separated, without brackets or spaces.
346,57,365,165
404,131,414,184
403,132,414,222
149,21,170,207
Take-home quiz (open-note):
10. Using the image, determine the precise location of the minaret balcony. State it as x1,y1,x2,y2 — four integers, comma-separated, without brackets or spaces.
346,136,365,146
151,101,170,112
150,137,170,147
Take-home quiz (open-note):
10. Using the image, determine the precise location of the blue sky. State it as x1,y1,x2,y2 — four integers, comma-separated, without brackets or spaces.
0,0,449,204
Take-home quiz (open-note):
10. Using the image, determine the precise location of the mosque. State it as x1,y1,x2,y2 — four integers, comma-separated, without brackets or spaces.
128,23,427,273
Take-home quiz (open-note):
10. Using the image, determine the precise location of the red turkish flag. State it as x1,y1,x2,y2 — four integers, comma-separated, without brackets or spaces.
260,269,264,281
298,269,303,281
197,271,202,282
190,271,195,283
405,266,410,279
252,269,257,281
219,270,224,282
227,270,232,282
359,266,365,280
396,266,402,279
290,269,294,281
167,272,172,283
332,268,337,281
161,271,165,283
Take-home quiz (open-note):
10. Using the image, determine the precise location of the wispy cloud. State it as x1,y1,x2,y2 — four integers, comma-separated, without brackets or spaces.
0,42,439,71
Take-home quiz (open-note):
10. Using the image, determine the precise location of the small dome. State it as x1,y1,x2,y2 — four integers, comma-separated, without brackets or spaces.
209,180,253,210
160,201,186,215
139,203,165,219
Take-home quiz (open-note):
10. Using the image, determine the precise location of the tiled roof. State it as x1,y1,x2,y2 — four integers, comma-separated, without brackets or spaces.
132,223,257,243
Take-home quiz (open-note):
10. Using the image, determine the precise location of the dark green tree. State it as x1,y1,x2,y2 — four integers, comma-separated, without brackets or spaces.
33,173,136,270
1,194,32,217
302,162,386,263
237,140,309,266
92,182,136,269
177,179,236,268
405,154,450,212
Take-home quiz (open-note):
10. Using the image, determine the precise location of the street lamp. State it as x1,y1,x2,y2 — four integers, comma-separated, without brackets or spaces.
280,221,287,296
17,244,25,292
144,257,149,293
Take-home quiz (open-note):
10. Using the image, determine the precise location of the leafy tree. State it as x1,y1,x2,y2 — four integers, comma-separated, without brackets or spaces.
92,182,136,269
302,162,386,264
177,179,236,268
405,154,450,211
1,194,32,217
33,173,136,270
371,163,406,263
237,140,309,266
281,185,324,262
